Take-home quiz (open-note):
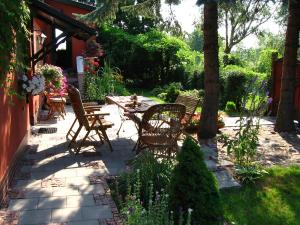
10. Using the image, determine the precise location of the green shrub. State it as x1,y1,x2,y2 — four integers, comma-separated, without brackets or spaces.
169,137,223,225
115,152,174,207
84,61,129,101
221,65,265,110
165,82,182,103
225,101,237,112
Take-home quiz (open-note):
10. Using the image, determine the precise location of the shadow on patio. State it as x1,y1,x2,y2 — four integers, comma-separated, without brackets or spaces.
3,104,136,225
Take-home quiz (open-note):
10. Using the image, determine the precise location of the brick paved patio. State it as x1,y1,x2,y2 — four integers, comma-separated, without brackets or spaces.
1,104,136,225
0,103,241,225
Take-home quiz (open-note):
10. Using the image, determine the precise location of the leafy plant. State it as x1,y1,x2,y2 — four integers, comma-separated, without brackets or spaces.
121,170,192,225
115,152,174,207
36,64,64,88
225,101,237,112
84,60,129,101
220,80,271,183
169,137,223,225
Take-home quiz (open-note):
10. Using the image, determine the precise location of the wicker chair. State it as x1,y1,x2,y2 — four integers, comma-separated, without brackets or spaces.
136,103,186,158
175,94,201,134
68,86,113,153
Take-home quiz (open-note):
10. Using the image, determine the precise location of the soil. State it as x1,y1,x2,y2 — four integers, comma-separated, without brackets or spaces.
218,125,300,167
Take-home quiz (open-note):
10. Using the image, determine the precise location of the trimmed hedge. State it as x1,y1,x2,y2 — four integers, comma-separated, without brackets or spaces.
221,65,266,110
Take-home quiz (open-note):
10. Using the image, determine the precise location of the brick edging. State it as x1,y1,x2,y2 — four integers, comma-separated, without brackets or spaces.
0,131,30,208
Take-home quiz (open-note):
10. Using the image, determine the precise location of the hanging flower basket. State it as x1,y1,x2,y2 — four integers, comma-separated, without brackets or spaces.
21,74,45,96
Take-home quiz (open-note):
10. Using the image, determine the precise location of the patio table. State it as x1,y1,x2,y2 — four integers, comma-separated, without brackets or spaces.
106,95,157,135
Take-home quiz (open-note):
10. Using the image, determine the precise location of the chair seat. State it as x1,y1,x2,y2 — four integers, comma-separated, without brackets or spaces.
89,119,114,129
49,97,66,103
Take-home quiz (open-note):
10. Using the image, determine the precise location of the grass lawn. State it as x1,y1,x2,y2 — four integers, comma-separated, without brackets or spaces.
221,166,300,225
128,88,165,103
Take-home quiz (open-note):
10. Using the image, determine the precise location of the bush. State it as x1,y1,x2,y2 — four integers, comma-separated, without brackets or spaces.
169,137,223,225
164,82,182,103
115,152,174,207
84,61,129,101
225,101,236,112
221,65,265,110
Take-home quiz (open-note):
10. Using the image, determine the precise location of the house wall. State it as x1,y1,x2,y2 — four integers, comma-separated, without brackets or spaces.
29,18,53,124
271,59,300,119
44,0,90,69
0,73,30,203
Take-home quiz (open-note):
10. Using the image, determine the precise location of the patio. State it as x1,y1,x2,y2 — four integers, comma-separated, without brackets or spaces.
0,101,242,225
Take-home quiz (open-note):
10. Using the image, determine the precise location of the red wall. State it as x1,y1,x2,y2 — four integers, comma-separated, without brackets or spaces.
271,59,300,119
0,74,29,181
44,0,91,68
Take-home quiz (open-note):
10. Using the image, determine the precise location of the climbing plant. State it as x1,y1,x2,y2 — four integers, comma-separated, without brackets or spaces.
0,0,30,99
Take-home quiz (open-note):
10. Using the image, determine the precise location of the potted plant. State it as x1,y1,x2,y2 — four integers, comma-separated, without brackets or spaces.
36,64,64,89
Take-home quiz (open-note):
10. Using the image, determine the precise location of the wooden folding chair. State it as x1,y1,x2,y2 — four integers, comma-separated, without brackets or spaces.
66,96,103,141
44,91,66,120
175,94,201,136
136,103,186,158
68,86,113,153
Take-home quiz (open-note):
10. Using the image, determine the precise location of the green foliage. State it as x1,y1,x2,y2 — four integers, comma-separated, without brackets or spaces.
0,0,30,101
98,26,203,88
221,65,266,109
169,137,223,225
225,101,236,112
164,82,182,102
235,165,268,184
84,61,129,101
36,64,63,88
121,170,193,225
222,166,300,225
115,152,174,207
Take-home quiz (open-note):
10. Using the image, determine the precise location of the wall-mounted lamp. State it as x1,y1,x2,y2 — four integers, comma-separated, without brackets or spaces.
34,29,47,45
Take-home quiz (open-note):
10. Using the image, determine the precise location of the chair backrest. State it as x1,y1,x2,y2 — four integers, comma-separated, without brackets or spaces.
175,94,201,125
67,86,89,128
140,103,186,139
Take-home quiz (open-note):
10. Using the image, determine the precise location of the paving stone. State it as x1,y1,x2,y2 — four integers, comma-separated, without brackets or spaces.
78,184,105,195
54,169,77,178
38,197,67,209
66,177,90,186
68,220,100,225
52,187,80,197
25,187,53,198
19,209,52,225
214,170,241,189
66,195,95,208
8,198,39,211
81,206,113,220
51,207,82,222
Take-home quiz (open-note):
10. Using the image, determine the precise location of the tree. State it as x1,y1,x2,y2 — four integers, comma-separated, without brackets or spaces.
275,0,300,132
219,0,275,54
196,0,220,139
188,22,204,52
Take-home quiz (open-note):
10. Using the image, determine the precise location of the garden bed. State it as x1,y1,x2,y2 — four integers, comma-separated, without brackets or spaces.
218,126,300,167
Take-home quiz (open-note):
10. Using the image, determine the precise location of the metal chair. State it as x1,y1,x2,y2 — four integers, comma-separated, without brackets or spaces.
136,103,186,158
68,86,113,153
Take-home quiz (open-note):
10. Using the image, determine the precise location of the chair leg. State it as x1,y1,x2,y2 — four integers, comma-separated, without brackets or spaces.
66,118,77,139
96,130,104,144
76,129,91,154
69,124,82,148
116,121,124,136
101,129,113,152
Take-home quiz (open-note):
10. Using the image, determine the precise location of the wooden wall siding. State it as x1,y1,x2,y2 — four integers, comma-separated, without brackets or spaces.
271,58,300,120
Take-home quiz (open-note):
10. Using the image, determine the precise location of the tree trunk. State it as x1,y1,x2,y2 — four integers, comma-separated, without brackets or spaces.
198,2,219,139
275,0,300,132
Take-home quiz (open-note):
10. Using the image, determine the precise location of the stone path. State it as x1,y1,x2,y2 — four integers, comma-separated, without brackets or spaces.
0,103,240,225
1,104,137,225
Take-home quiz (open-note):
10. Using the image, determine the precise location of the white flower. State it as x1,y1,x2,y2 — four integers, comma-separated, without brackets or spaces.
22,75,28,81
22,84,27,89
26,87,31,93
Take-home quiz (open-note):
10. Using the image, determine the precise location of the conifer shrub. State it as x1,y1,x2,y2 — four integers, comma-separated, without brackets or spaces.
169,137,223,225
